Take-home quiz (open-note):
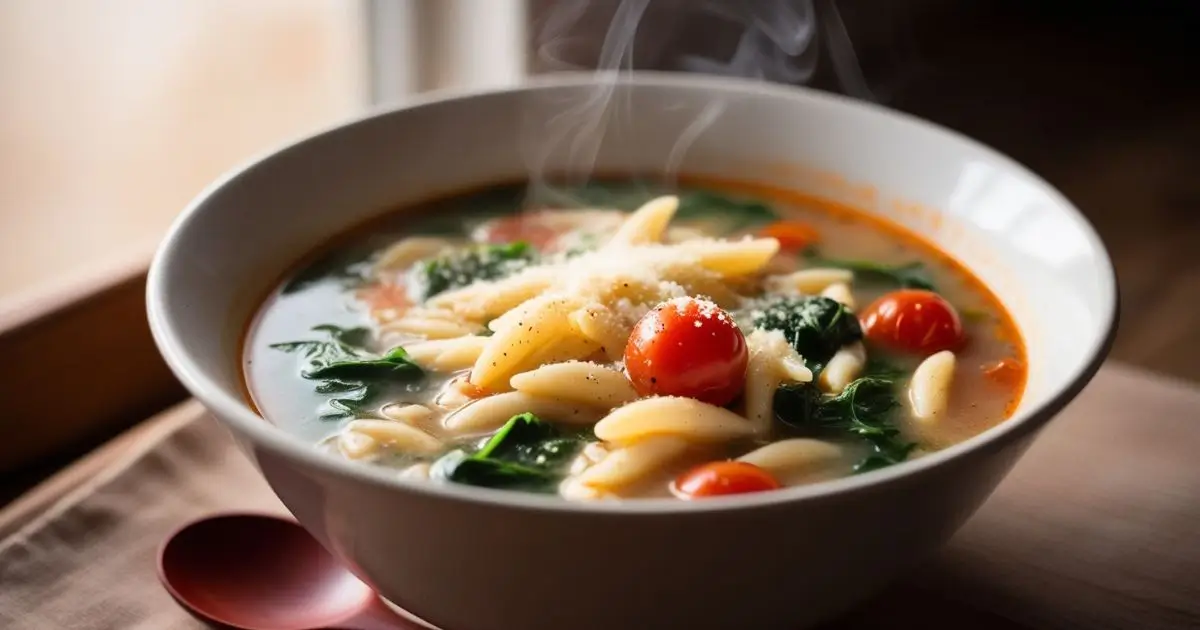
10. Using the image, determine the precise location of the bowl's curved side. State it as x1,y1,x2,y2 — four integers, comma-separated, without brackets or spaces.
230,411,1038,630
146,73,1117,629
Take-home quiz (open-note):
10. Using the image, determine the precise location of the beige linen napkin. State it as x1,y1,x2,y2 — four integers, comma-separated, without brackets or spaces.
0,363,1197,630
0,402,285,630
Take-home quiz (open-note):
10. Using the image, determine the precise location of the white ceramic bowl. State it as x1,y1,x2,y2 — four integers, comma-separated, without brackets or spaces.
147,73,1117,630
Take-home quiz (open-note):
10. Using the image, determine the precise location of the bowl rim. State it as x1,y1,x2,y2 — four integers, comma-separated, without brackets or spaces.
146,71,1120,514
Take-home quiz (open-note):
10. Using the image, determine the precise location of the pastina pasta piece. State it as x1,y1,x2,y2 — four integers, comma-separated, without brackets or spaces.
510,361,638,408
594,396,755,444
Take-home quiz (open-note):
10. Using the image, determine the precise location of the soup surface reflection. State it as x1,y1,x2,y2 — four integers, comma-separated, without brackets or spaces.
243,179,1026,500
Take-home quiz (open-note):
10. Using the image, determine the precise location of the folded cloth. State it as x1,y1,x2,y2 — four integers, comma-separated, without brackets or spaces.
0,363,1197,630
0,401,284,630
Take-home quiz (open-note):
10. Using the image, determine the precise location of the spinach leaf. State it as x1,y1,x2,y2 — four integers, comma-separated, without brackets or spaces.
430,450,553,491
535,182,779,232
807,378,901,437
410,241,538,300
431,413,590,492
268,325,371,375
323,387,375,420
472,413,579,465
855,446,915,473
306,346,422,380
748,296,863,368
804,249,936,291
282,251,372,295
863,356,907,381
774,377,916,473
269,325,423,419
314,323,370,347
674,191,779,231
535,181,657,211
960,307,991,323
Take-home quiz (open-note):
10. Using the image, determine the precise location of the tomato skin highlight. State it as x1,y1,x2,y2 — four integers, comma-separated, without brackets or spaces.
675,461,781,498
760,221,820,251
860,289,965,356
623,297,749,407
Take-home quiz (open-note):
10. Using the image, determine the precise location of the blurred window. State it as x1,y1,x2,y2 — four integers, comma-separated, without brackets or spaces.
0,0,526,301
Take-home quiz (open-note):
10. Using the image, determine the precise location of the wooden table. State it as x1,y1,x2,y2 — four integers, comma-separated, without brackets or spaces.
1,362,1197,629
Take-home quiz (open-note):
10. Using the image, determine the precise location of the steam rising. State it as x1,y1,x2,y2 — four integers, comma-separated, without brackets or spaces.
675,1,820,83
523,0,875,203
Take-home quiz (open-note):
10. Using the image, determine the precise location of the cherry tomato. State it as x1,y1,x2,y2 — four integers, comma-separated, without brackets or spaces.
760,221,820,251
675,461,781,499
860,289,965,355
477,212,560,249
982,357,1025,389
624,297,749,406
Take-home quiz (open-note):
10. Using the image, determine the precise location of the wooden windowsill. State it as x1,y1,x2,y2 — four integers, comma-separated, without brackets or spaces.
0,248,188,506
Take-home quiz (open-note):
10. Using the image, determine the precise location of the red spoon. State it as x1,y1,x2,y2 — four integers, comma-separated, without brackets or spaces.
157,513,436,630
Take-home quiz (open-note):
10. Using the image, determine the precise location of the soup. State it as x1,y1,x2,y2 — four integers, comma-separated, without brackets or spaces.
243,178,1026,500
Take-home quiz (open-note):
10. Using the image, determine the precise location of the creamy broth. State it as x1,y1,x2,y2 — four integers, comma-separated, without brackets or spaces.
243,178,1025,500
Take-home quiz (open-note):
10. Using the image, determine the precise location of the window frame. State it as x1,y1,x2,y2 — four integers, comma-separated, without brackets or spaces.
364,0,530,105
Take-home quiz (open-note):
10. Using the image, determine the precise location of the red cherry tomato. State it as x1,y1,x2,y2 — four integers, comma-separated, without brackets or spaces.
623,297,749,406
675,461,781,499
478,212,560,249
860,289,965,355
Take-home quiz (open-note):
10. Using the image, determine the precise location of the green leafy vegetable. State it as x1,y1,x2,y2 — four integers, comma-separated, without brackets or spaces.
431,413,590,492
410,241,538,300
534,181,658,211
269,325,423,419
674,191,779,231
282,250,373,295
473,413,584,468
268,324,371,375
806,378,902,436
774,377,916,473
536,182,779,232
960,307,991,323
306,347,422,380
748,296,863,369
863,356,907,381
803,249,936,291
